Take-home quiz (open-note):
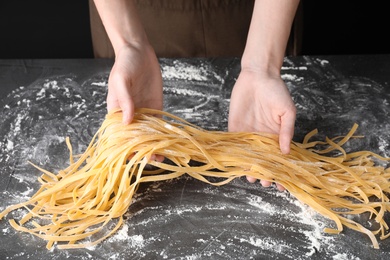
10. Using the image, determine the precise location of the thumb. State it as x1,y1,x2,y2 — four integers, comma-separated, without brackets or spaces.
106,77,135,125
118,93,135,125
279,110,296,154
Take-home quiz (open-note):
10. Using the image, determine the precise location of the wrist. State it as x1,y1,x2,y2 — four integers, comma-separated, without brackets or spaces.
240,51,282,78
111,33,149,56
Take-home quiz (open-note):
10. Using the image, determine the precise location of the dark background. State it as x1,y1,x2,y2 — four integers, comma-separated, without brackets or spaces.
301,1,390,55
0,1,93,59
0,1,390,59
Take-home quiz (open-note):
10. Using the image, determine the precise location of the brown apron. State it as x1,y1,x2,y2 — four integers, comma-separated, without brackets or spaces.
88,0,301,58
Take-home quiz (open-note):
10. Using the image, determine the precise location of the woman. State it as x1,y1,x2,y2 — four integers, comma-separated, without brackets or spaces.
89,0,301,190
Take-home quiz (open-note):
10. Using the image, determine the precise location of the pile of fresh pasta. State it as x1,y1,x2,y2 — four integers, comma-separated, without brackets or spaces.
1,108,390,250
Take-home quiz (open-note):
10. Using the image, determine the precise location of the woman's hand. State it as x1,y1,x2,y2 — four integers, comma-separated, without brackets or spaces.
107,42,163,124
228,68,296,191
93,0,163,124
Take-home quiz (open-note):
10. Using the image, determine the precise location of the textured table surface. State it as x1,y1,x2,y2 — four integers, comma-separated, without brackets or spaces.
0,56,389,259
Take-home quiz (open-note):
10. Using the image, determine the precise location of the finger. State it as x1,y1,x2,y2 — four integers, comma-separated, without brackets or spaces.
276,183,286,191
246,176,258,183
106,90,135,124
119,98,135,125
279,108,296,154
260,180,272,187
150,154,165,162
113,79,135,125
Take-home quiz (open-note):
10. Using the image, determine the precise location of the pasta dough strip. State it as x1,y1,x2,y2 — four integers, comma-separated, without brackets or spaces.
1,108,389,249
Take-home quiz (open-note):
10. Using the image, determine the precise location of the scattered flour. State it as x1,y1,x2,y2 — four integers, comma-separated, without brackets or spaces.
246,194,278,215
316,58,330,66
273,191,334,257
332,253,361,260
238,236,289,254
165,87,205,97
91,82,107,87
162,62,208,81
281,66,308,71
20,187,33,197
282,74,304,82
161,60,224,83
6,140,14,151
108,224,130,242
43,80,59,90
107,224,145,249
378,136,389,157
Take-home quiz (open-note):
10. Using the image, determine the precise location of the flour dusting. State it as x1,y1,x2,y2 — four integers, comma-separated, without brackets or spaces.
282,74,304,82
162,60,224,84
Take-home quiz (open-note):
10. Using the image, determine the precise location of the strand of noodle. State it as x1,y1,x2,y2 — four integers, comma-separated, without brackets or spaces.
1,108,389,250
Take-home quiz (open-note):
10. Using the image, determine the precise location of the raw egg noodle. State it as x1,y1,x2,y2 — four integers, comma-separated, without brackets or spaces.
1,108,389,249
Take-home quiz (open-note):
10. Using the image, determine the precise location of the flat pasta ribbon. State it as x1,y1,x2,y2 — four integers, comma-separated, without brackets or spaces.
1,108,389,249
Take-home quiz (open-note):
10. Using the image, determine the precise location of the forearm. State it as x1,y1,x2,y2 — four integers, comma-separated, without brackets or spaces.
242,0,300,75
93,0,148,54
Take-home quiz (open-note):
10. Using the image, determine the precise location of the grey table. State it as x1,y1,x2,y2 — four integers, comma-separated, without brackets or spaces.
0,56,389,259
